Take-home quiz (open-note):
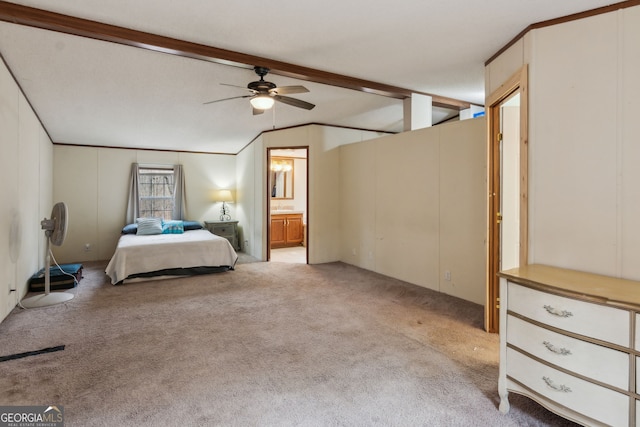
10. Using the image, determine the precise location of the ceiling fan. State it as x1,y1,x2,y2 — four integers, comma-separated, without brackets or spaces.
204,66,315,115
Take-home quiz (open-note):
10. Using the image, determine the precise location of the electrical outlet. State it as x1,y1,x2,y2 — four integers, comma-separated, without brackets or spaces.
445,270,451,281
352,248,357,255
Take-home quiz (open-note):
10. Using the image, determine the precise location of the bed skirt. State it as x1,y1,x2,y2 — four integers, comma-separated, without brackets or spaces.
114,265,233,285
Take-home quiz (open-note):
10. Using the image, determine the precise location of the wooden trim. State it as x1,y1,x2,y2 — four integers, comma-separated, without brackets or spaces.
485,65,528,333
0,53,54,144
266,146,310,264
239,122,396,155
0,1,470,110
263,122,397,136
55,122,396,156
52,141,236,156
487,96,502,333
305,146,310,265
266,148,272,261
486,0,640,65
519,66,529,268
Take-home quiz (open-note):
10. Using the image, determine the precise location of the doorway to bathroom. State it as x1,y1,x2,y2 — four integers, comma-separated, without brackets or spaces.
267,147,309,264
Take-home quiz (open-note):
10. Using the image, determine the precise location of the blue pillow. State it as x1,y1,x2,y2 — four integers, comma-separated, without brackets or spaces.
136,217,163,235
121,223,137,234
162,220,184,234
183,220,203,231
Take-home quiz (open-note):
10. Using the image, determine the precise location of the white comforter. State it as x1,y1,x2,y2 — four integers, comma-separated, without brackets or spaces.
105,229,238,284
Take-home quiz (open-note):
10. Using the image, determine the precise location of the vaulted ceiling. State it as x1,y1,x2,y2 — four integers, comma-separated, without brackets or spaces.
0,0,618,154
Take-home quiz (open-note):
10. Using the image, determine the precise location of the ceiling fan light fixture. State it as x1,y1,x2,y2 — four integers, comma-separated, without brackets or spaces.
250,95,275,110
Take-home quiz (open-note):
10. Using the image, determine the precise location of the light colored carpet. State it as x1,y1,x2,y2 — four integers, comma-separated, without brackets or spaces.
0,260,577,426
270,247,306,264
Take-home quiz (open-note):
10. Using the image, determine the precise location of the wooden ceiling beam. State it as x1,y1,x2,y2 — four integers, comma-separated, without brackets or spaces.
0,1,471,110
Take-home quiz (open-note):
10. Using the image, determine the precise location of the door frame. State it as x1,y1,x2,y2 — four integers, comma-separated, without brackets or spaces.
485,65,529,333
266,146,309,263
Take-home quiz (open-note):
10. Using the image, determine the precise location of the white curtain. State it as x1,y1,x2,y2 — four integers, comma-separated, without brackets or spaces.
125,163,140,224
172,164,187,220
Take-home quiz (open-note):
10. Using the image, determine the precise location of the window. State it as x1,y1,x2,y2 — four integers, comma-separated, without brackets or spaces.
138,167,175,220
126,163,185,224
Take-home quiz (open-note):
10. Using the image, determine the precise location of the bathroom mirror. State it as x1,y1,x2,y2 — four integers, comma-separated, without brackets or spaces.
270,157,294,199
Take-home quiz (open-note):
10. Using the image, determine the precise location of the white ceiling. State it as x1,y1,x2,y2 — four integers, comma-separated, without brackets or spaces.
0,0,617,154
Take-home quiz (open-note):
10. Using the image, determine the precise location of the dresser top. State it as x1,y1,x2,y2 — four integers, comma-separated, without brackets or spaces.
499,264,640,311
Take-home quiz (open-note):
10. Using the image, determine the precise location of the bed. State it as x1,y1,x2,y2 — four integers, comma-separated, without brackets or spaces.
105,224,238,285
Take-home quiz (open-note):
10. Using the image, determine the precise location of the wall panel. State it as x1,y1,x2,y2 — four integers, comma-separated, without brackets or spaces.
0,60,19,318
340,142,376,270
53,146,99,263
179,151,237,224
529,12,619,274
439,118,487,303
620,6,640,279
375,128,440,290
339,118,487,305
17,95,42,300
0,58,53,322
97,148,136,260
486,38,525,96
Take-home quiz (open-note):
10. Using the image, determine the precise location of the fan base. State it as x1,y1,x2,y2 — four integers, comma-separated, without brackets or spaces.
21,292,74,308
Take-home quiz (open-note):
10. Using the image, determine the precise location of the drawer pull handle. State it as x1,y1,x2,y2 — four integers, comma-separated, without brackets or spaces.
543,341,572,355
542,376,572,393
543,305,573,318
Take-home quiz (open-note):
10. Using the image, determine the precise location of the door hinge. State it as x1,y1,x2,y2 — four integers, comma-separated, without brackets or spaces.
496,212,502,224
496,297,500,309
497,132,503,142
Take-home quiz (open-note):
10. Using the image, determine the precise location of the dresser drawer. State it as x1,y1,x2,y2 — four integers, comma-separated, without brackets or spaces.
507,282,629,346
507,315,628,390
507,348,629,427
211,225,234,236
636,314,639,351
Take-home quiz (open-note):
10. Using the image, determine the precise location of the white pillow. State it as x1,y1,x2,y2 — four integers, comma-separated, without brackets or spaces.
136,217,163,235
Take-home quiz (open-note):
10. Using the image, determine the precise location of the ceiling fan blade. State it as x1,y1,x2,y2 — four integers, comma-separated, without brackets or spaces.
203,95,252,105
220,83,250,90
273,95,315,110
271,85,309,95
252,107,265,116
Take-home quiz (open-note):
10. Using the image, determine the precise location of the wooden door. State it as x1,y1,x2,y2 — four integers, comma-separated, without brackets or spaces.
270,216,286,248
486,65,529,333
286,215,304,245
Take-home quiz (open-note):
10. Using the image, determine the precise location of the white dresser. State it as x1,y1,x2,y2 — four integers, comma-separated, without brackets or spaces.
498,265,640,426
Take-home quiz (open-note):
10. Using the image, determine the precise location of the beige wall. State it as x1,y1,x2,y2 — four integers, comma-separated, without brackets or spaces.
0,58,53,322
486,5,640,280
53,146,236,263
235,137,261,256
236,125,387,262
340,118,487,304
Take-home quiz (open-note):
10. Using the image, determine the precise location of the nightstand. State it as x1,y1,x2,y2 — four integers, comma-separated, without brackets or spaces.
204,220,240,251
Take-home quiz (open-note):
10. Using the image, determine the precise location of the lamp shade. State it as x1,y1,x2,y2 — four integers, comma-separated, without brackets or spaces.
250,95,274,110
214,189,234,202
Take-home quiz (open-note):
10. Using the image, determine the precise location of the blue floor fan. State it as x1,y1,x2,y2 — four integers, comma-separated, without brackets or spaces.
21,202,75,308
